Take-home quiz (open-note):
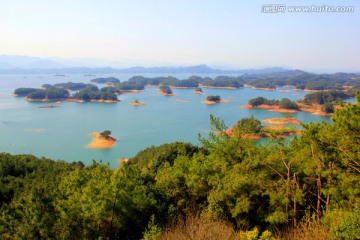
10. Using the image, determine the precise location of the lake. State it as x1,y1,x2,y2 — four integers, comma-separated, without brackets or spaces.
0,74,331,168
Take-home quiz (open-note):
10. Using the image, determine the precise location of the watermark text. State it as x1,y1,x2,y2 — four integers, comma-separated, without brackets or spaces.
261,4,355,13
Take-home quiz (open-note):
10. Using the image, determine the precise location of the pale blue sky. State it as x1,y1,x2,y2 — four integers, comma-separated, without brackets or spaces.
0,0,359,71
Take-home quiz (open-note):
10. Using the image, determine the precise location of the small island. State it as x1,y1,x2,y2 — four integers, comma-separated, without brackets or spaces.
194,87,204,94
203,95,230,104
225,116,300,139
90,77,120,84
88,130,117,149
130,99,145,106
37,105,60,109
159,86,175,96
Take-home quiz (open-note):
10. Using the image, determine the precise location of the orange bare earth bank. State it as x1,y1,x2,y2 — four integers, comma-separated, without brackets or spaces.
130,101,145,106
88,132,117,149
242,104,299,113
203,100,231,105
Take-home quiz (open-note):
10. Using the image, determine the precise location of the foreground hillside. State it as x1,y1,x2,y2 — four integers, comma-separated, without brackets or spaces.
1,93,359,239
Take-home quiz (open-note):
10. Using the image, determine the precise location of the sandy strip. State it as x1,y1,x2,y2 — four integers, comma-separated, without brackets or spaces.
243,104,274,109
130,101,146,106
203,99,231,105
161,93,175,96
199,85,238,90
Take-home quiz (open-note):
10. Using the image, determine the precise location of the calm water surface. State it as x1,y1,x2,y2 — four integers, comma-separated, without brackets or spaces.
0,74,331,168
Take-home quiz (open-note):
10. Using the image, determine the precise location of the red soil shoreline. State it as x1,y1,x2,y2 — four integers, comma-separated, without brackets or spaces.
130,101,145,106
203,99,231,105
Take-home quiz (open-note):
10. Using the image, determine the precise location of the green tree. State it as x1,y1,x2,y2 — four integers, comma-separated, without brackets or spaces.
234,116,262,136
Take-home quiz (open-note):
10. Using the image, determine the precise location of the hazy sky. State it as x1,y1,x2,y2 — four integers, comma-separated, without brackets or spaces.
0,0,359,71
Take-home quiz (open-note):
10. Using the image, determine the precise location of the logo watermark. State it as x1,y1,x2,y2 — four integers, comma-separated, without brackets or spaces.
261,4,355,13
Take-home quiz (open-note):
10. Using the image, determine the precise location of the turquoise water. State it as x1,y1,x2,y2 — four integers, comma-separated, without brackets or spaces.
0,74,331,168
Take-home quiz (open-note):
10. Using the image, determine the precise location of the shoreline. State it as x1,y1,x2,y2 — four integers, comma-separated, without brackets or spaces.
244,103,333,116
25,97,120,103
243,104,299,113
203,99,231,105
119,89,146,94
37,105,60,109
199,85,239,90
130,101,145,106
244,84,276,91
161,92,175,96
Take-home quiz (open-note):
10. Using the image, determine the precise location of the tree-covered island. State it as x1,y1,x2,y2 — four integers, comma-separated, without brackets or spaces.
14,82,119,102
158,85,174,96
194,87,204,94
203,95,231,104
90,77,120,84
246,90,355,115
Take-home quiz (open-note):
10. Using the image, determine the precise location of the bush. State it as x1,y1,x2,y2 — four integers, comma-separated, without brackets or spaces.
279,98,299,110
322,103,335,113
332,209,360,240
206,95,221,102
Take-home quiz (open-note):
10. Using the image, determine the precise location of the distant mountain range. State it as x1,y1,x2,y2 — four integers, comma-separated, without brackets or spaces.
0,54,292,75
0,65,291,75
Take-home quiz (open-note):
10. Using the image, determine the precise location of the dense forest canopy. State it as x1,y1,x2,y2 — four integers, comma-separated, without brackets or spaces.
13,88,38,96
248,97,299,110
303,91,351,105
27,88,70,100
1,92,360,239
73,88,118,101
248,96,279,106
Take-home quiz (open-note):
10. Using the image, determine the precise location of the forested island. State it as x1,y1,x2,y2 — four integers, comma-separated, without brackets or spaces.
194,87,204,94
113,70,360,91
123,75,244,89
246,90,355,115
158,85,174,96
1,92,359,239
90,77,120,84
14,82,119,102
